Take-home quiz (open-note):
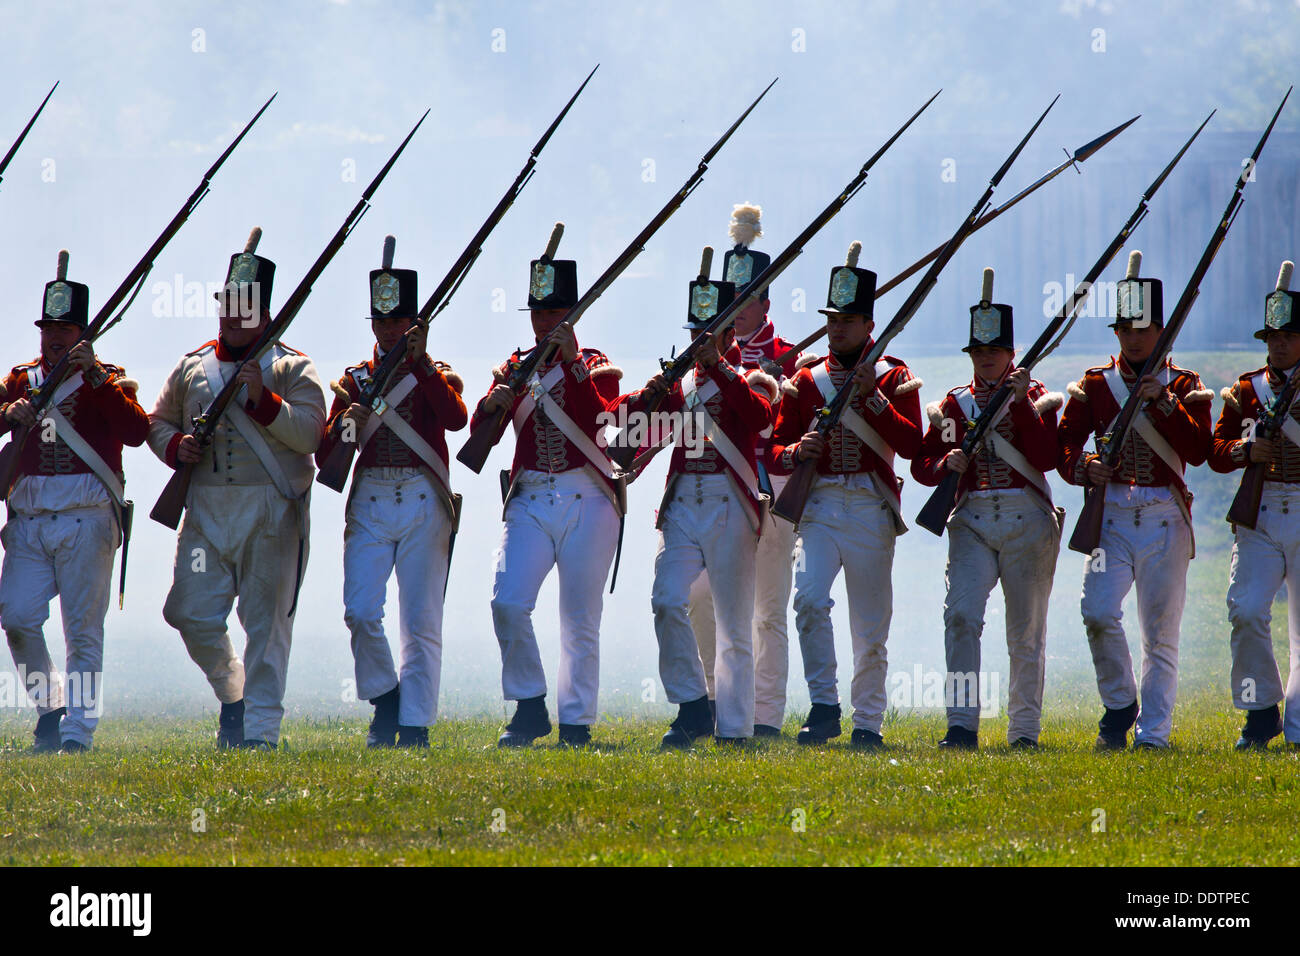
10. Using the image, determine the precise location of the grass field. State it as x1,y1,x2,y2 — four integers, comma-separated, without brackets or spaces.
2,696,1298,866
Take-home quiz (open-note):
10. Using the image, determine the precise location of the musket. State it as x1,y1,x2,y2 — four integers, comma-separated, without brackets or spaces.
915,111,1211,536
456,78,778,474
316,66,598,492
0,94,277,497
773,95,1060,525
605,89,943,471
0,81,58,191
1068,87,1292,555
149,109,429,530
1228,273,1300,528
764,114,1138,374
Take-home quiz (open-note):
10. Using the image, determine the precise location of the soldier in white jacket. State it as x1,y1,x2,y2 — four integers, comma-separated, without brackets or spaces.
148,229,325,749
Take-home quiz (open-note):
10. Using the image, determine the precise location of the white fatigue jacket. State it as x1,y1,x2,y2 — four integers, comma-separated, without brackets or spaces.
148,339,326,495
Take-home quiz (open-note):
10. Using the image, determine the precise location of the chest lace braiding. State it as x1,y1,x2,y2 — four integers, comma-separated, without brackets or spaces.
683,387,722,473
370,378,416,468
39,389,82,475
826,363,863,473
972,381,1014,490
532,376,570,473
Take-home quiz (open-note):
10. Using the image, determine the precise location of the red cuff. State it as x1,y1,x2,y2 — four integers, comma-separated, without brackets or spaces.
244,389,282,426
165,433,185,469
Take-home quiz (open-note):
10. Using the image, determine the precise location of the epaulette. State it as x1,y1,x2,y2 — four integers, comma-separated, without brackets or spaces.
745,368,779,403
880,355,923,395
581,347,623,380
432,360,465,394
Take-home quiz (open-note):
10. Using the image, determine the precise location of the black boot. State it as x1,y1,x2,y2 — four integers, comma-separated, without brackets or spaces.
797,703,842,745
397,725,429,748
1096,701,1138,751
33,708,66,754
938,725,979,750
850,728,885,751
217,700,245,750
1235,704,1283,751
558,724,592,748
367,687,400,749
660,696,714,750
497,696,551,747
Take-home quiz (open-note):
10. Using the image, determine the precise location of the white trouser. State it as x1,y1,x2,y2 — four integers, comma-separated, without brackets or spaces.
163,484,307,745
344,469,451,727
689,474,795,728
1,502,116,746
792,478,897,733
652,473,758,738
943,490,1060,742
1080,492,1190,746
490,468,618,726
1226,483,1300,741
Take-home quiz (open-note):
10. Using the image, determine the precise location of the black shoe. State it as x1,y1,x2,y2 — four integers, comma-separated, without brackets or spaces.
796,703,842,745
753,724,782,738
497,696,552,748
217,700,245,750
366,687,400,749
557,724,592,748
1095,701,1138,751
241,739,276,751
849,728,884,751
396,725,429,748
938,726,979,750
1009,736,1039,750
32,708,66,754
660,696,714,750
1132,740,1167,751
58,740,89,754
714,736,750,748
1235,704,1283,751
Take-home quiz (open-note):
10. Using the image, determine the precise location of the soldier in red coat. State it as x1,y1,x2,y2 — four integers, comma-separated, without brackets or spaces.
468,224,624,748
619,253,772,746
316,237,467,749
911,268,1064,749
0,251,149,752
688,204,814,737
768,243,924,749
1209,259,1300,750
1057,251,1213,750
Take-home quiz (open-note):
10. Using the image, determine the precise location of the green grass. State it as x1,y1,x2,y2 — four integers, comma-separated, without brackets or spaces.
1,695,1297,866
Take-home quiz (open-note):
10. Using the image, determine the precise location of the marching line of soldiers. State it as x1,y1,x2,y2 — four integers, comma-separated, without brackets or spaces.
3,203,1298,755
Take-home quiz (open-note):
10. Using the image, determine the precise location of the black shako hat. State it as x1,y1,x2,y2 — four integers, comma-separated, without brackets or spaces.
963,266,1014,352
38,249,90,328
369,235,418,320
684,245,737,330
215,226,275,317
721,203,771,302
818,240,877,318
523,222,578,311
1109,250,1163,329
1257,259,1300,340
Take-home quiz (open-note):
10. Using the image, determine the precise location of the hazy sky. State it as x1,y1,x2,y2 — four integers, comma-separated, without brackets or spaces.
2,1,1297,720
